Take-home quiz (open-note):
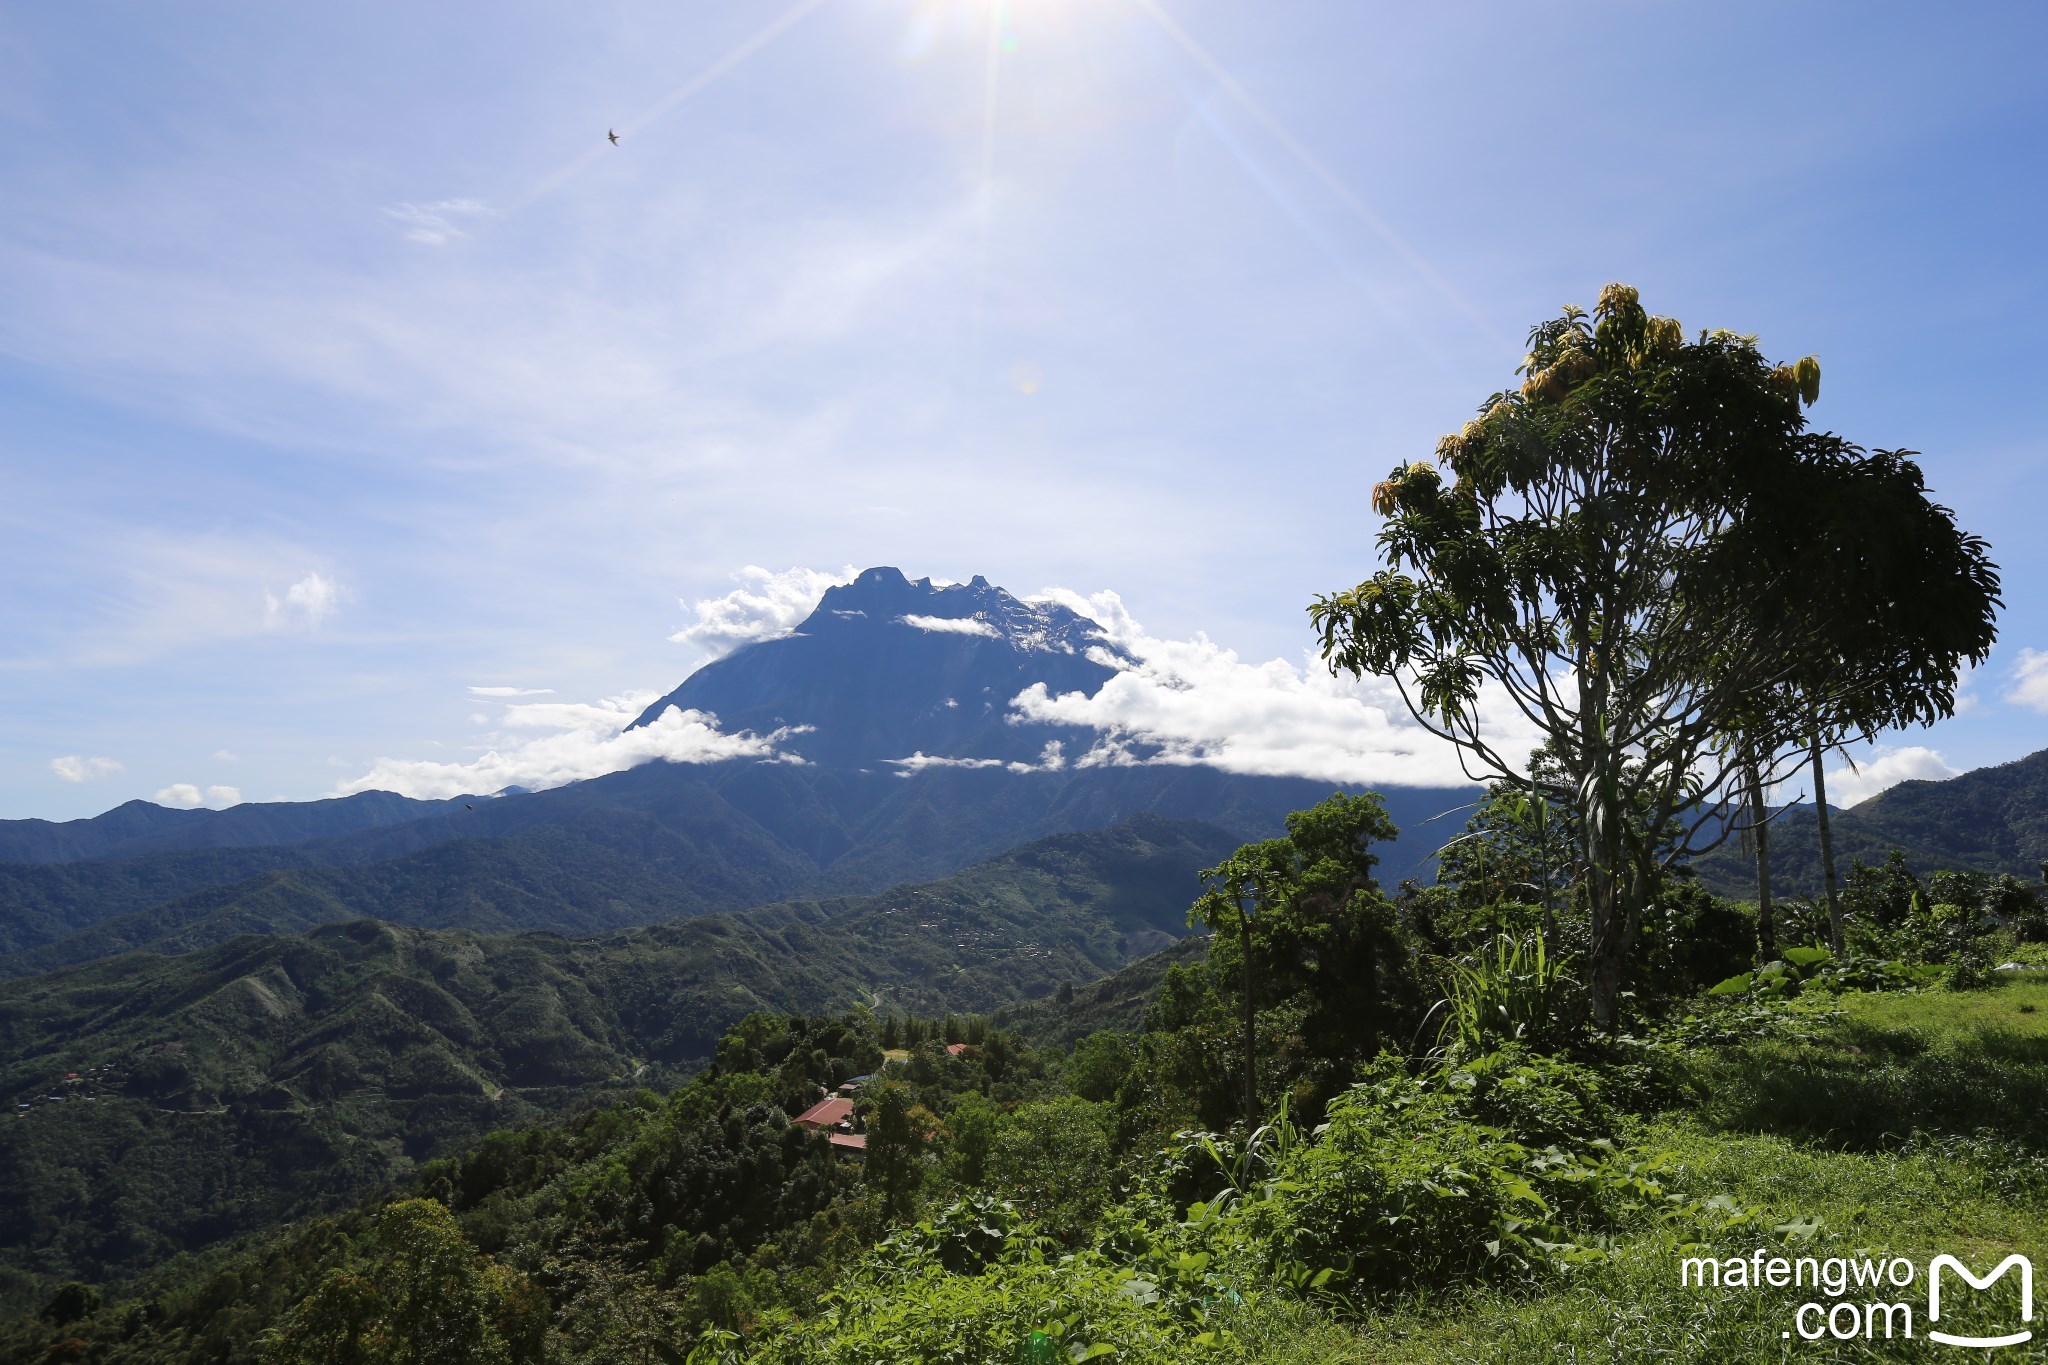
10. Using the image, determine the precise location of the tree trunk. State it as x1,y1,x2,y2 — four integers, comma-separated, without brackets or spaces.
1583,776,1628,1035
1237,896,1257,1130
1810,733,1845,953
1747,758,1776,962
1533,785,1558,954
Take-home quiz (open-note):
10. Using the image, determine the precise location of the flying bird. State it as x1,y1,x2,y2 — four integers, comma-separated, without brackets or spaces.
607,129,620,145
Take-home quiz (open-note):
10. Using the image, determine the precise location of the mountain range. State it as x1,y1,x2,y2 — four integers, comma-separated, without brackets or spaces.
0,814,1238,1299
1690,745,2048,897
5,564,2046,1310
0,569,1474,971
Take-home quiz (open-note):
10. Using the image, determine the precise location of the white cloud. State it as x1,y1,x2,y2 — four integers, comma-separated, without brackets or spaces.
670,565,858,658
469,686,555,697
153,782,240,809
900,613,997,636
264,571,342,629
2006,649,2048,714
1822,746,1960,808
50,755,124,782
384,198,490,246
336,691,808,800
885,740,1066,777
1010,589,1533,789
212,749,238,762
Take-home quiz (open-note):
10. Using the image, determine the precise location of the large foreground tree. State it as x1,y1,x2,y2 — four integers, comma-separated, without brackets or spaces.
1311,285,1998,1027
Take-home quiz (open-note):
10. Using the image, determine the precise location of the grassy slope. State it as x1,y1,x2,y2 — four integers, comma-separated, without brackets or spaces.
1264,978,2048,1362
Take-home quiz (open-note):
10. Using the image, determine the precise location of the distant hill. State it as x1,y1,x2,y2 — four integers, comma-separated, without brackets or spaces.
1690,746,2048,896
0,815,1237,1297
0,790,458,865
0,765,1465,975
994,932,1212,1050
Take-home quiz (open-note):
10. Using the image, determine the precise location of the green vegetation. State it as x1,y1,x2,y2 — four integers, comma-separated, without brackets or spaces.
1313,283,1998,1025
1691,747,2048,898
34,790,2037,1360
0,281,2038,1358
0,817,1231,1307
14,947,2043,1360
1,763,1456,976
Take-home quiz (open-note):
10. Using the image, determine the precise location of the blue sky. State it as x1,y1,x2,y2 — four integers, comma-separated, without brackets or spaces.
4,0,2046,820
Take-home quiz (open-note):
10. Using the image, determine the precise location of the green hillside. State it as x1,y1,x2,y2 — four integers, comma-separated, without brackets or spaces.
0,815,1233,1305
1691,747,2048,897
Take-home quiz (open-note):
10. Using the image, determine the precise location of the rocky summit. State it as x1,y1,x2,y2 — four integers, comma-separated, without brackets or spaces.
630,566,1126,767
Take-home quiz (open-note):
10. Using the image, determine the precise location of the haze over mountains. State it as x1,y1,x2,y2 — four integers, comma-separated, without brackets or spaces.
0,569,1478,970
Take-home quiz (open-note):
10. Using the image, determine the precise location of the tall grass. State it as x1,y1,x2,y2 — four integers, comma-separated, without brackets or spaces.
1433,930,1576,1056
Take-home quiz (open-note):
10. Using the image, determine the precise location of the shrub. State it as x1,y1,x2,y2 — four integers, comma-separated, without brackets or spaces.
748,1248,1224,1364
1243,1068,1537,1292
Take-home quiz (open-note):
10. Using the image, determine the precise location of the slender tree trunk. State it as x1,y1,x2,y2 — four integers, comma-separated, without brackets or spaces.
1747,758,1777,962
1810,733,1845,953
1237,894,1257,1130
1533,785,1558,953
1584,779,1627,1035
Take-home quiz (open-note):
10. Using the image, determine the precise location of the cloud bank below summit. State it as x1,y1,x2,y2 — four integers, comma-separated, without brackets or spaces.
333,566,1954,805
338,692,808,801
337,567,1519,800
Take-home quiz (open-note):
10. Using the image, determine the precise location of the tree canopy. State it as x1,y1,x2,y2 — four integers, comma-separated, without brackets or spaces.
1311,284,1999,1025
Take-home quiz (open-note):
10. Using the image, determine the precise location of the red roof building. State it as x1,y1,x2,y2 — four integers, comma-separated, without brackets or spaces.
827,1133,868,1152
945,1042,971,1057
793,1096,854,1131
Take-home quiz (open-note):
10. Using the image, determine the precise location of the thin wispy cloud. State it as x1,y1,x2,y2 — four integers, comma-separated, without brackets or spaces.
384,199,490,246
2007,648,2048,714
265,571,342,629
469,686,555,698
153,783,242,809
50,755,123,782
901,613,997,636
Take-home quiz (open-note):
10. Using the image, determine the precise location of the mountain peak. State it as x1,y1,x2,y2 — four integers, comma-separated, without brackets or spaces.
631,569,1122,766
793,567,1107,658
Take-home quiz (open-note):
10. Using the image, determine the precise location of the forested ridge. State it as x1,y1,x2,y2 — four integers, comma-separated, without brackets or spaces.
5,782,2044,1362
0,816,1234,1308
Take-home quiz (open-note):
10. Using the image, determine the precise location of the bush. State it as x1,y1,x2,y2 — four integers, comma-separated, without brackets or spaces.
748,1249,1223,1364
1242,1067,1536,1293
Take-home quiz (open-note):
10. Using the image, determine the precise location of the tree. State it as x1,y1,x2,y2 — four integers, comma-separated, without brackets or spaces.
1730,442,2000,951
38,1282,100,1328
1064,1031,1133,1103
985,1096,1114,1241
263,1199,544,1365
1190,792,1408,1124
1312,284,1997,1028
862,1084,925,1220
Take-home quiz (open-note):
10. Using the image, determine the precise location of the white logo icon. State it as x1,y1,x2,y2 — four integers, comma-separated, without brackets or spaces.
1928,1254,2033,1349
